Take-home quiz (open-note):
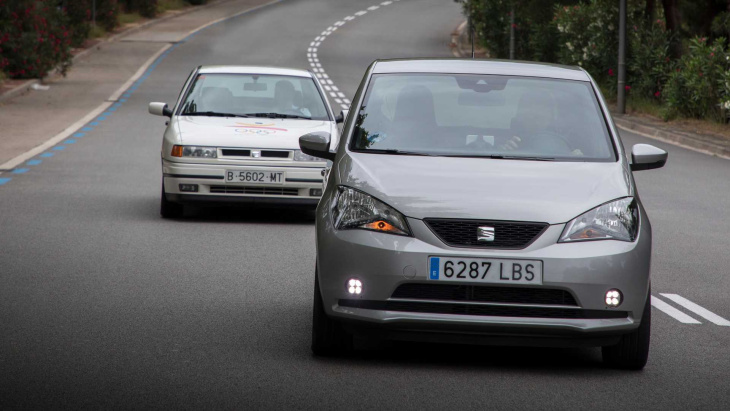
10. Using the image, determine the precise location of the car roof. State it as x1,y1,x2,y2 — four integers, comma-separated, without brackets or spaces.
197,65,313,78
372,59,591,81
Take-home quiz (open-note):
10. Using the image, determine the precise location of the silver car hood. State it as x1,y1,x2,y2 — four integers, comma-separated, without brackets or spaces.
337,153,632,224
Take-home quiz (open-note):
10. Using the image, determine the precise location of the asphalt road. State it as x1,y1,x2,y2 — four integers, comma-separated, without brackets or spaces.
1,0,729,409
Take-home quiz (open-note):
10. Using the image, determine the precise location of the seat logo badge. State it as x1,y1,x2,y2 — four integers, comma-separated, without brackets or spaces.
477,226,495,242
251,150,261,158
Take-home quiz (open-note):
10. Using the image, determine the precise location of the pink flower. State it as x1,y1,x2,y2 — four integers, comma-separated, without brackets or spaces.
608,68,614,76
625,85,631,91
654,91,661,98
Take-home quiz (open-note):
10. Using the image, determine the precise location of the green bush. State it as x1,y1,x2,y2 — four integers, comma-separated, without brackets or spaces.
628,18,674,100
96,0,120,31
0,0,74,79
64,0,92,48
663,37,729,121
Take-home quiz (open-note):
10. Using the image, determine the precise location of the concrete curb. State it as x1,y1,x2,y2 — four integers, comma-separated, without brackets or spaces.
613,115,730,160
0,0,233,104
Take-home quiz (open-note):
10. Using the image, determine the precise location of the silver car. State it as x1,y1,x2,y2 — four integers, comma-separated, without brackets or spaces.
300,59,667,369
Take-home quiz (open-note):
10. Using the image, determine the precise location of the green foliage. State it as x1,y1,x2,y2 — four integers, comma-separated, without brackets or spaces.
628,17,674,100
0,0,73,79
663,37,730,121
457,0,576,61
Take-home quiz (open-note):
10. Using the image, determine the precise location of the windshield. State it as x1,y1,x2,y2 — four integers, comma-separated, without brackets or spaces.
179,73,330,121
350,74,615,161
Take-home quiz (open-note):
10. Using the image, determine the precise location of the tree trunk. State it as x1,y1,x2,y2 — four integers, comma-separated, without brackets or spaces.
645,0,655,22
661,0,682,57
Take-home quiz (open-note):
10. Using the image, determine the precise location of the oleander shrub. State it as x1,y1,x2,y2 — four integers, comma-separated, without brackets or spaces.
96,0,120,31
64,0,93,47
628,18,674,101
0,0,73,79
663,37,729,121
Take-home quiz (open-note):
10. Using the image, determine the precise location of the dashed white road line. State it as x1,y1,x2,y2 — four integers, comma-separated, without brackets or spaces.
660,294,730,326
306,0,400,110
651,296,702,324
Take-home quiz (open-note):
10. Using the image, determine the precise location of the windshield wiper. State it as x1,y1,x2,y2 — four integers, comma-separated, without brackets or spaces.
444,154,555,161
364,148,435,156
184,111,251,118
245,112,312,120
500,155,555,161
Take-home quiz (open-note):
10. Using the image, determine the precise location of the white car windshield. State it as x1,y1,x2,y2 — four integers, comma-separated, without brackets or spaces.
351,74,615,161
179,73,330,121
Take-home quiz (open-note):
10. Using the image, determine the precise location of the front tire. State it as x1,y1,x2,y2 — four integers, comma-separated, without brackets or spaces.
602,290,651,370
160,181,184,219
311,269,353,356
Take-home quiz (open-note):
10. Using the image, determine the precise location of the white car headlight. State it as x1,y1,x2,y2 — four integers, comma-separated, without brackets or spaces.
332,186,411,236
293,150,322,161
559,197,639,243
171,145,217,158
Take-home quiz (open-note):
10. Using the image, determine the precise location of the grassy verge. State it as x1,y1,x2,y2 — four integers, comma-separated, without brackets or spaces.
158,0,191,14
88,24,108,39
119,12,143,26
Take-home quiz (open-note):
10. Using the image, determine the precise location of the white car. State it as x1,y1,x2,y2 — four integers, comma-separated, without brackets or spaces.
148,65,343,218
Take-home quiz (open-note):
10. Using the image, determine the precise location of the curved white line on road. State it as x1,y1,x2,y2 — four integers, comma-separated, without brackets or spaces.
306,0,402,110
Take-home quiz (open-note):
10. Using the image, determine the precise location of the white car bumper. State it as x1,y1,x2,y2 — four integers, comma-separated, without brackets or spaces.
162,159,324,207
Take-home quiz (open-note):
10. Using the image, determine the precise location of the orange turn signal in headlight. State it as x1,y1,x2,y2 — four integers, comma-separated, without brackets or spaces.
361,220,404,235
171,145,183,157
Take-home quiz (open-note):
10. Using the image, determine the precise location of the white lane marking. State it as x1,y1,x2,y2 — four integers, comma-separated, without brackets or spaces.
660,294,730,326
652,296,701,324
324,86,331,91
329,92,338,98
340,103,349,109
330,26,338,31
330,85,338,91
337,92,346,98
334,21,345,26
343,98,351,104
344,16,355,21
355,10,367,16
382,1,392,5
368,5,380,10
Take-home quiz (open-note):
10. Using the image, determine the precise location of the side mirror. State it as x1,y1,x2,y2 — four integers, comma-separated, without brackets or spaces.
335,109,349,124
149,102,172,118
299,131,335,161
630,144,667,171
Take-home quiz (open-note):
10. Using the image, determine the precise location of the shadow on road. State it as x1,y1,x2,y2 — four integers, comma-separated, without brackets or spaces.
308,340,608,373
178,205,316,225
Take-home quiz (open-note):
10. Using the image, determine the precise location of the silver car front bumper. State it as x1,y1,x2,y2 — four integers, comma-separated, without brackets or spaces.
316,203,652,345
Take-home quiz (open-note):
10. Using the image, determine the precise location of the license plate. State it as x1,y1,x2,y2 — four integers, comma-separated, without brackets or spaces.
225,170,285,184
428,256,542,285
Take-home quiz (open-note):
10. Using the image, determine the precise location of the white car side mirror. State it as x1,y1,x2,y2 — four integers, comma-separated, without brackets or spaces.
149,102,172,118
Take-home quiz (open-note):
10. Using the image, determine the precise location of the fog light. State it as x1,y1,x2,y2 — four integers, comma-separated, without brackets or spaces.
347,278,362,295
179,184,198,192
310,188,323,197
605,289,622,307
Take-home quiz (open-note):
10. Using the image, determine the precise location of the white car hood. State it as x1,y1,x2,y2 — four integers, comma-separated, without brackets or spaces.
175,116,333,149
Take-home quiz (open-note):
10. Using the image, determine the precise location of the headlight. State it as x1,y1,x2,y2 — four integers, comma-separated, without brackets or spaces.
332,186,411,236
293,150,322,161
171,145,217,158
559,197,639,243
